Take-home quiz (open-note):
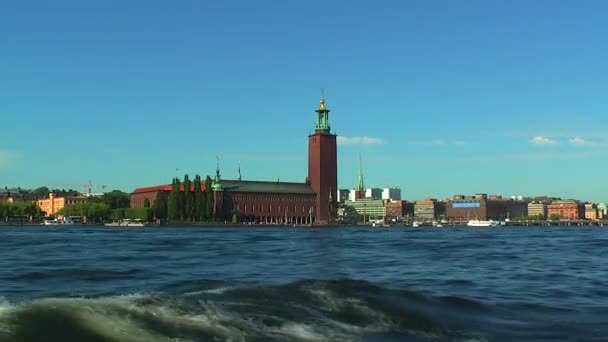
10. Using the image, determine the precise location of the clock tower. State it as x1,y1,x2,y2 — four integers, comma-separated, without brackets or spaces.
308,96,338,224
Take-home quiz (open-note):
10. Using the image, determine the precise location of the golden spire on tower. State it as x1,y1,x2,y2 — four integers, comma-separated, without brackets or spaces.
318,88,326,110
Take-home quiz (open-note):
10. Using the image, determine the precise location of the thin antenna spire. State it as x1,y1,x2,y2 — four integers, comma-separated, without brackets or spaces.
357,153,365,191
215,156,221,178
237,161,242,181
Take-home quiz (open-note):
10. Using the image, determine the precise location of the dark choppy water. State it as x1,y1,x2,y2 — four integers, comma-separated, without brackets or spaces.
1,226,607,341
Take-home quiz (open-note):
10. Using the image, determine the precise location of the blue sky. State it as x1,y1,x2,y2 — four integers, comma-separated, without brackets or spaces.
1,0,607,201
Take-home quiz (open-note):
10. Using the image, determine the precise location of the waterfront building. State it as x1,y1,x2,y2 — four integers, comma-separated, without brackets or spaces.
385,200,414,221
348,189,357,202
338,189,350,203
0,197,13,204
344,198,387,221
527,201,547,219
131,96,338,225
35,192,87,216
382,188,401,201
0,188,37,202
446,194,528,220
598,203,607,220
585,203,598,220
414,198,446,220
365,188,382,200
546,200,584,220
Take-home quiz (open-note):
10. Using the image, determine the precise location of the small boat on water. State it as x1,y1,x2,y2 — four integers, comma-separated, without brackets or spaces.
412,221,420,228
104,219,146,227
43,218,75,226
467,219,497,227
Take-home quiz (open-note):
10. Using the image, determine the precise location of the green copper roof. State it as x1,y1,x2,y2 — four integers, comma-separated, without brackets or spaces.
220,179,315,195
212,164,223,191
314,97,331,133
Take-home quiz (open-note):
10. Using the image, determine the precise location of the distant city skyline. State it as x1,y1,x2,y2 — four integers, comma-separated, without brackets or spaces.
1,1,607,202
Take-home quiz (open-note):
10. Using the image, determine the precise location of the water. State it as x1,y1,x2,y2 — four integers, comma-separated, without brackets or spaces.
1,226,607,341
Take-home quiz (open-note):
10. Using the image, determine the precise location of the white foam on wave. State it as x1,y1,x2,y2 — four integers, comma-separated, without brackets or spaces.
0,296,10,312
183,286,234,296
304,286,391,332
273,322,324,341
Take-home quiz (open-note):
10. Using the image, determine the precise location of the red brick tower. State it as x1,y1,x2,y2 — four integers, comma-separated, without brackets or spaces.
308,96,337,225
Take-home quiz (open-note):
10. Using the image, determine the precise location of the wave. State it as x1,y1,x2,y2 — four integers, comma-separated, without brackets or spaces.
0,279,595,341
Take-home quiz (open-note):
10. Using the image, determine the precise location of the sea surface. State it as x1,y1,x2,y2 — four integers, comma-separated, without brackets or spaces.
1,226,607,341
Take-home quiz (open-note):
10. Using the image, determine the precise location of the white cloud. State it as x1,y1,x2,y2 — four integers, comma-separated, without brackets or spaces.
569,137,594,146
411,139,445,146
453,140,465,146
336,136,385,145
530,136,557,145
0,151,16,168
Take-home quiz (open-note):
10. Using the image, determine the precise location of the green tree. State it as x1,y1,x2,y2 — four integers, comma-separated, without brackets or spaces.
0,202,44,221
167,177,180,222
204,176,213,221
550,214,561,221
193,175,204,222
33,186,50,198
111,208,126,220
152,191,167,222
124,208,153,221
183,174,192,222
58,202,111,222
101,190,131,209
231,214,238,224
144,198,150,208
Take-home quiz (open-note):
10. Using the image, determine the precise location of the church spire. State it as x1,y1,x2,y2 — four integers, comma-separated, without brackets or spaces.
314,94,331,133
237,161,242,181
355,154,365,200
357,154,365,191
212,156,223,191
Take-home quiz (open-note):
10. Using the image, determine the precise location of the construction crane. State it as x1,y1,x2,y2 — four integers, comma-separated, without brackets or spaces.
51,180,108,196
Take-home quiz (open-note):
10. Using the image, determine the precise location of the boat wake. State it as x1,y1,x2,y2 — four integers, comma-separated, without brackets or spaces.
0,279,590,341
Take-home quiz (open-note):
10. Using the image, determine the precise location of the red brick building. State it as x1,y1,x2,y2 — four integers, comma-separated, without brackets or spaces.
446,194,528,220
546,200,585,220
130,97,338,225
385,200,415,221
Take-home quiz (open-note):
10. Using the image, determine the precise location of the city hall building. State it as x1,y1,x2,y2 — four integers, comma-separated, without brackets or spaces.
130,97,338,225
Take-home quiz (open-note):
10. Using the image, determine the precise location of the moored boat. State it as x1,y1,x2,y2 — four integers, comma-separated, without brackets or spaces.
466,219,496,227
43,218,75,226
104,219,146,227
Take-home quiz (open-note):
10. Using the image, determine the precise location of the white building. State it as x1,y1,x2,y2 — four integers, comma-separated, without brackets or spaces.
366,188,382,200
348,187,401,201
382,188,401,201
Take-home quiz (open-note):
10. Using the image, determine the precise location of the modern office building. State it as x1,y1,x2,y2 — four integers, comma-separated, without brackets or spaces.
344,198,387,220
414,198,446,220
338,189,350,203
382,188,401,201
365,188,382,200
598,203,607,220
585,203,598,220
527,201,547,219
